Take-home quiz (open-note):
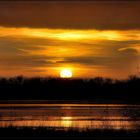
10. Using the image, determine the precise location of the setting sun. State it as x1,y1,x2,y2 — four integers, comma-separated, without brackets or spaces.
60,69,72,78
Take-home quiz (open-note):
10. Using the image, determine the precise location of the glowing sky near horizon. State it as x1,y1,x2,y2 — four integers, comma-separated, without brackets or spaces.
0,1,140,79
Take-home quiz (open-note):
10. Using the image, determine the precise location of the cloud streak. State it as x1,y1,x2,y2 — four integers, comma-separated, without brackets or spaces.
0,1,140,30
0,26,140,78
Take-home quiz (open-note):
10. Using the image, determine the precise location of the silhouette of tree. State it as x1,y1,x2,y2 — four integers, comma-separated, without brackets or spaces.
0,76,140,103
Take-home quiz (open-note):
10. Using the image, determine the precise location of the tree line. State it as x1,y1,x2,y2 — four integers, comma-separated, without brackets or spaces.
0,76,140,103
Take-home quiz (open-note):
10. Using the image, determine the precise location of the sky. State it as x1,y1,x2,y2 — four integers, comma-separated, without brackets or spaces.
0,1,140,79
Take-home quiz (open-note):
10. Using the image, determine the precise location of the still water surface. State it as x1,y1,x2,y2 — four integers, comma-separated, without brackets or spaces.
0,104,140,131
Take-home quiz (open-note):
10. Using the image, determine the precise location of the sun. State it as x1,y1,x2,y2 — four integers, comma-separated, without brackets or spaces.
60,69,72,78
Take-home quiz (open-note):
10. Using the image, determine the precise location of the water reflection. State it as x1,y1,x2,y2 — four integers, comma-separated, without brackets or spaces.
61,117,72,128
0,104,140,131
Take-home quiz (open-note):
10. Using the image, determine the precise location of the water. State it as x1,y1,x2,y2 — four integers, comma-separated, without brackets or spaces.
0,103,140,131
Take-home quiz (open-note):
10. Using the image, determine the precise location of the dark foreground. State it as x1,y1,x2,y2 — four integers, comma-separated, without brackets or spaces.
0,127,140,140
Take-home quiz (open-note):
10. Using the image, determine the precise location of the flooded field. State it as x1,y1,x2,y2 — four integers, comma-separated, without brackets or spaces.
0,103,140,131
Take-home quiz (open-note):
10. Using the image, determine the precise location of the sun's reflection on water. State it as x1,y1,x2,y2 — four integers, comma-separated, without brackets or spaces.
0,104,140,131
61,117,72,128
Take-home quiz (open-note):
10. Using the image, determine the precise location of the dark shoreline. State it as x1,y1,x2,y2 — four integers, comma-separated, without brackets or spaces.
0,76,140,103
0,127,139,139
0,100,140,105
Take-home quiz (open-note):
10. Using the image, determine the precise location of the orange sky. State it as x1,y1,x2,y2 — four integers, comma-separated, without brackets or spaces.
0,1,140,79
